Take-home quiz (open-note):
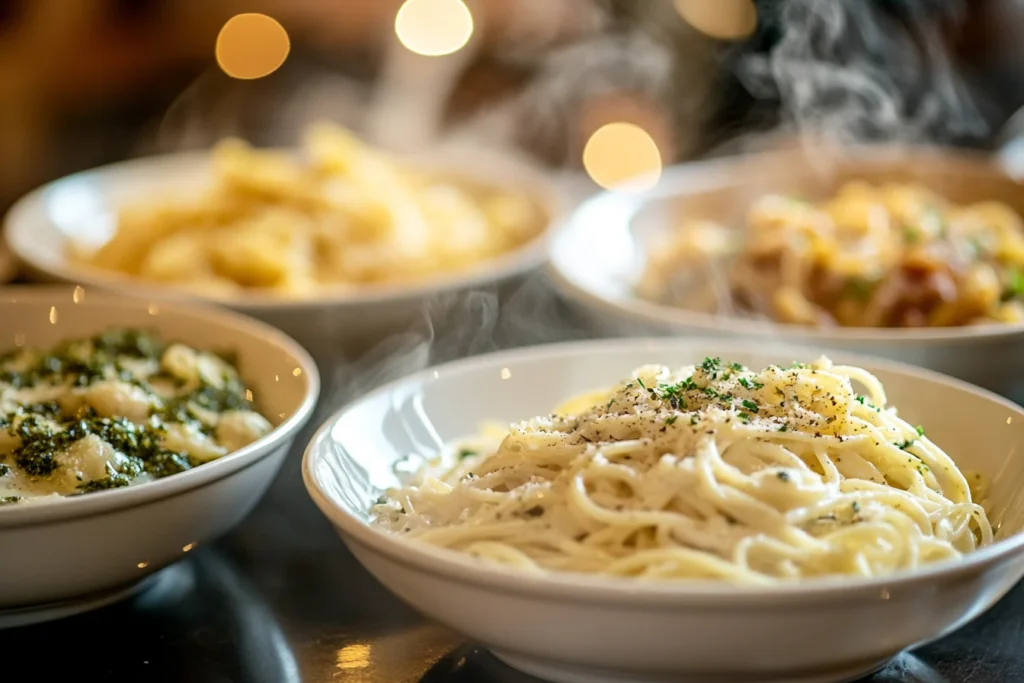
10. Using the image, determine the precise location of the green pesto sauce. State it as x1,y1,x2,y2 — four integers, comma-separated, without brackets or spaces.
0,328,253,494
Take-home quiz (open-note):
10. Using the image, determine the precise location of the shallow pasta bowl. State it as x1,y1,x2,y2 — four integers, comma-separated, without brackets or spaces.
0,286,318,626
3,146,566,360
303,337,1024,683
548,144,1024,400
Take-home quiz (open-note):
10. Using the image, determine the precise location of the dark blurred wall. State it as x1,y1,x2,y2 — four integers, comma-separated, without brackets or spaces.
1,0,1023,211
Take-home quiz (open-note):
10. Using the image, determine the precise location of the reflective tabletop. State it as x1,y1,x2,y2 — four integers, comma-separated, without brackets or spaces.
7,278,1024,683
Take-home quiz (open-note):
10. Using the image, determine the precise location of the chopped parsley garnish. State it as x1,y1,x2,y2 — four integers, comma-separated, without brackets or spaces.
894,427,925,451
737,377,764,390
664,415,678,425
737,412,750,422
0,463,8,476
656,383,681,398
655,383,687,409
854,394,881,412
0,496,21,505
636,378,647,390
728,362,744,372
852,501,861,514
740,399,759,413
700,357,722,374
458,448,477,460
778,423,788,432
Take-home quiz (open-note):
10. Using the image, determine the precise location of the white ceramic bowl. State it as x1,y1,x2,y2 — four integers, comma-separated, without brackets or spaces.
547,146,1024,399
0,286,319,626
304,338,1024,683
3,147,566,359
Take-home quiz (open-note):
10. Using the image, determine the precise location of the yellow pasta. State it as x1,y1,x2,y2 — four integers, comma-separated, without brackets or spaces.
73,123,544,298
638,182,1024,328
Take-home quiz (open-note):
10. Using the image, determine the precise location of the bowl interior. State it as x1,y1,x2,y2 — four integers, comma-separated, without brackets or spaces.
5,148,561,308
310,338,1024,542
550,145,1024,334
0,286,314,451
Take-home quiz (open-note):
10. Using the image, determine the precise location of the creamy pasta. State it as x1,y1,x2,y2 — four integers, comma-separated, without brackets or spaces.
0,329,272,504
638,182,1024,327
72,123,544,298
374,357,991,583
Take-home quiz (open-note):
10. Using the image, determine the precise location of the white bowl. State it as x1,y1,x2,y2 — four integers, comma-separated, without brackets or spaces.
0,286,319,626
547,147,1024,399
303,338,1024,683
3,147,566,359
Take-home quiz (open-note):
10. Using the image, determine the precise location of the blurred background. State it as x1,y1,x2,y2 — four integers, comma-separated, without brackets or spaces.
5,0,1024,215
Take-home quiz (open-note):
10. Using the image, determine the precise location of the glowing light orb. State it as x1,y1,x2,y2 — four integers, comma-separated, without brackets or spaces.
583,122,663,191
674,0,757,40
395,0,474,57
216,13,290,79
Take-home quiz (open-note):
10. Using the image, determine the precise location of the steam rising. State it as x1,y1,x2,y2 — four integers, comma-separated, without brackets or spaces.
142,0,1000,449
739,0,988,145
321,274,594,410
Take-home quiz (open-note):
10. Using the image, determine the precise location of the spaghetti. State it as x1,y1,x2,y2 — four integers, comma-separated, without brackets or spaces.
373,356,991,584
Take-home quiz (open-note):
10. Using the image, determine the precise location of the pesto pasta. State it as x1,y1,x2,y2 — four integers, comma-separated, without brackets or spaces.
0,329,271,504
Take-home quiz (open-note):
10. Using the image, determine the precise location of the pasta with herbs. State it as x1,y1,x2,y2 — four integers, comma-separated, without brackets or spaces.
0,329,272,505
638,182,1024,327
72,122,544,298
373,357,991,583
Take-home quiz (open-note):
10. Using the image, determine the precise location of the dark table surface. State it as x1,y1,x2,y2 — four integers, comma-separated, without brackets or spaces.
6,276,1024,683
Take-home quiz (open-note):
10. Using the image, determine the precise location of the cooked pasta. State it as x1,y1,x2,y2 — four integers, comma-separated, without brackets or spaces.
72,122,544,298
0,329,271,504
373,356,991,583
638,182,1024,327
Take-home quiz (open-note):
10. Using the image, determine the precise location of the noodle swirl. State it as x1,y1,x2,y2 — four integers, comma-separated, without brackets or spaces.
373,356,991,583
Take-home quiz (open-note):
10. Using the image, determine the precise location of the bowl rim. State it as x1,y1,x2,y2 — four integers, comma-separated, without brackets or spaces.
3,147,568,311
303,336,1024,607
547,145,1024,344
0,285,320,528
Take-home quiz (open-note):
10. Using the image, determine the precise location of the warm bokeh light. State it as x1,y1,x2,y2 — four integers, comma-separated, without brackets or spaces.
674,0,757,40
583,122,663,191
216,13,290,79
395,0,474,57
